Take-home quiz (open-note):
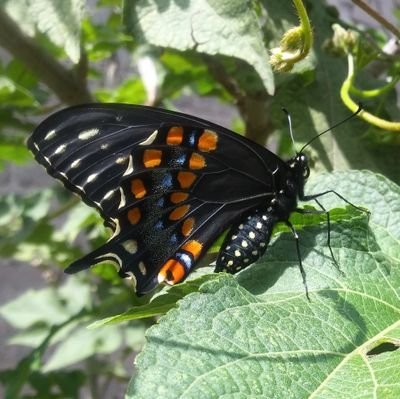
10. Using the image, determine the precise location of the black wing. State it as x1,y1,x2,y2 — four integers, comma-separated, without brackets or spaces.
28,104,289,294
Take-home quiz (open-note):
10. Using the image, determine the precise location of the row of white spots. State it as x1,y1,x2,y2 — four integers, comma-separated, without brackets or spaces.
220,212,273,271
45,127,100,142
50,128,98,156
52,131,109,169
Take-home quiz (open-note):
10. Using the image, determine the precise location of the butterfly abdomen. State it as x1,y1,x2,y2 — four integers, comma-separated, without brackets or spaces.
215,209,279,274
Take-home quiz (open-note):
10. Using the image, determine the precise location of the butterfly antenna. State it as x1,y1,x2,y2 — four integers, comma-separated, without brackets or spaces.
299,104,363,153
282,108,297,155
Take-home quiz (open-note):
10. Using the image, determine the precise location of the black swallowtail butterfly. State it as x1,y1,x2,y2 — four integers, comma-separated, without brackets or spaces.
28,104,361,298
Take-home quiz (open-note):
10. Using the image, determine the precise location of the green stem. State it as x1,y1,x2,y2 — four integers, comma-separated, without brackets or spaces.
293,0,313,53
349,77,400,98
270,0,313,71
340,54,400,131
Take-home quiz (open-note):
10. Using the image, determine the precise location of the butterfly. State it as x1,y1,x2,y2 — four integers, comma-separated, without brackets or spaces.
27,104,361,298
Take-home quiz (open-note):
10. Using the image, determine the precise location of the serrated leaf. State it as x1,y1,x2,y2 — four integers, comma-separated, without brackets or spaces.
123,0,274,94
127,171,400,398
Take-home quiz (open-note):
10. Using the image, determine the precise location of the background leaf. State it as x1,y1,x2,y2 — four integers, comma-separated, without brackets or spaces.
124,0,274,95
30,0,85,63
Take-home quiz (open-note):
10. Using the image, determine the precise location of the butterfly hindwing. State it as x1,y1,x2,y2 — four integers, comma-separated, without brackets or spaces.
28,104,291,294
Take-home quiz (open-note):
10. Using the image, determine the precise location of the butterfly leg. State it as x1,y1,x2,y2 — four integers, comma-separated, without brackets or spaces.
301,190,368,215
296,201,343,275
285,220,310,301
302,187,370,254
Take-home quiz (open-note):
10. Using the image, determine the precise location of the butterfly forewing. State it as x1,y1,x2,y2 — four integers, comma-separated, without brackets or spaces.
28,104,290,294
28,106,157,220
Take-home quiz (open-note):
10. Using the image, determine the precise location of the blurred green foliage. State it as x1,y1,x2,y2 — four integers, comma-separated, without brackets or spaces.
0,0,399,398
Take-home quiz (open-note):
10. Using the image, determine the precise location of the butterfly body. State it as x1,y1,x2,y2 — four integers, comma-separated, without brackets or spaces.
216,151,309,273
28,104,312,295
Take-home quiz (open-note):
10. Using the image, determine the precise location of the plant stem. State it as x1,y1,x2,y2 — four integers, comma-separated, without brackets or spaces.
352,0,400,39
293,0,313,53
349,77,400,98
341,54,400,131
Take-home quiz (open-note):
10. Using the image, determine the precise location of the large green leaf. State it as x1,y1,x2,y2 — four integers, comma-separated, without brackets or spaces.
123,0,274,95
127,171,400,398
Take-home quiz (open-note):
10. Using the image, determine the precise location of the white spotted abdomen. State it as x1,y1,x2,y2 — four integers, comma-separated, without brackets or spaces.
215,209,279,274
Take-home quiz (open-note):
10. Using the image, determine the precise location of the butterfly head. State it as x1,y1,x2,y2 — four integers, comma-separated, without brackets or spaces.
290,152,310,181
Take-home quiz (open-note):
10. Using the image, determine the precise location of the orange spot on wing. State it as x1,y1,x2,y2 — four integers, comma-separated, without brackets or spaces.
182,218,194,237
143,149,162,168
189,153,206,169
182,240,202,259
169,204,190,221
127,207,141,224
177,171,197,189
166,126,184,145
131,179,146,199
170,192,189,204
198,130,217,152
158,259,186,285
